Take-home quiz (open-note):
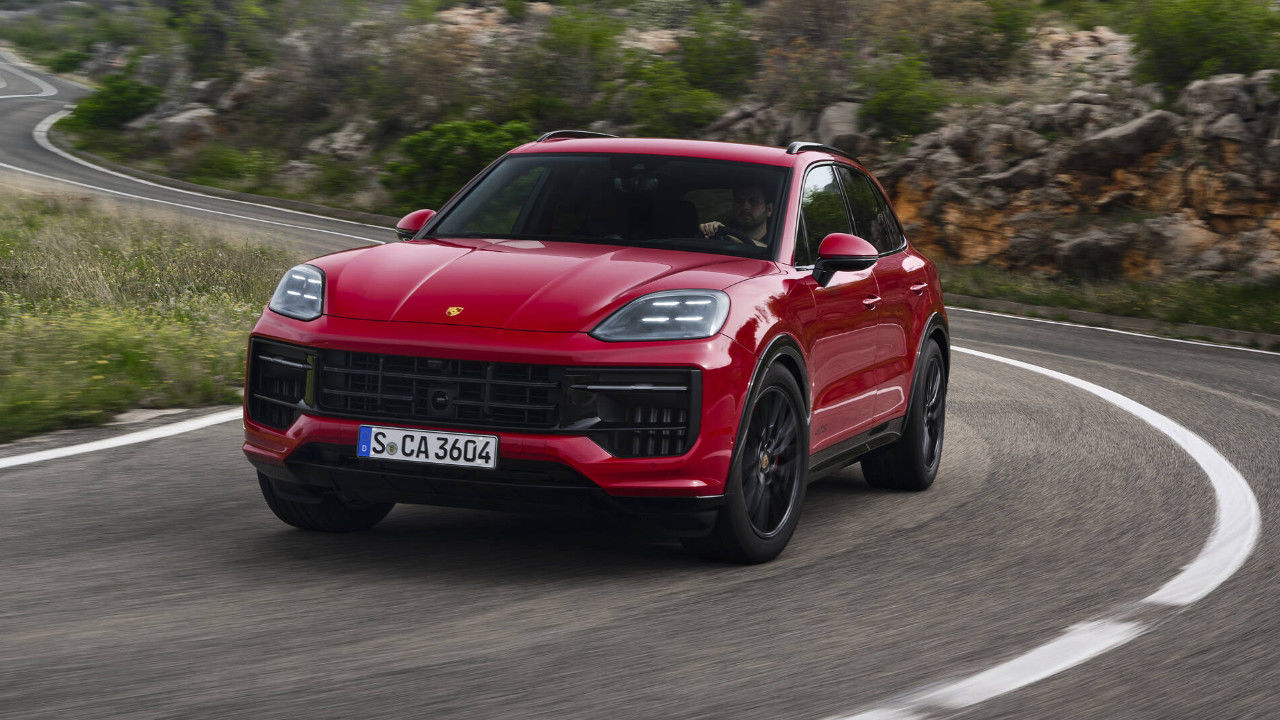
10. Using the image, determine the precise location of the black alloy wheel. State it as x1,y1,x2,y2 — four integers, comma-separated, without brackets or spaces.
741,386,803,537
861,339,947,491
682,363,809,563
919,353,946,472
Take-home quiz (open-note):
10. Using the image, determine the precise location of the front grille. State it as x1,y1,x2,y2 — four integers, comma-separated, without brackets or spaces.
250,339,700,458
317,349,559,429
247,340,313,430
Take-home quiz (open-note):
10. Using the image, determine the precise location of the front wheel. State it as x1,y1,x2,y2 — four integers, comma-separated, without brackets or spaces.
861,339,947,491
258,474,394,532
681,363,809,563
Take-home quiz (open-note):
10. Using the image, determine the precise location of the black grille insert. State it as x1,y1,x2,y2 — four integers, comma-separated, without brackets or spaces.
248,339,313,430
564,369,700,458
317,350,559,429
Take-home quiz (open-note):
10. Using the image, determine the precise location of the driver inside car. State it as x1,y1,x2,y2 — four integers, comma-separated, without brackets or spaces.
699,182,774,248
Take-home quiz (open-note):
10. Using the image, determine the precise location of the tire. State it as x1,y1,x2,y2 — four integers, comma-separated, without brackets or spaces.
861,339,947,492
258,473,394,532
681,363,809,563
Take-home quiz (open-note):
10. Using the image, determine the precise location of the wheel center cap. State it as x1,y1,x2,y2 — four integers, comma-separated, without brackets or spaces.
760,453,771,472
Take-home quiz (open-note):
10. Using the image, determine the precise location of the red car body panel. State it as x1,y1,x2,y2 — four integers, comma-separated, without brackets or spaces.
317,238,776,331
243,138,946,509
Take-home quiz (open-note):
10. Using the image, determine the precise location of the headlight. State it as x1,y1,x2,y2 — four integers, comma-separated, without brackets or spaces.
591,290,729,342
269,264,325,321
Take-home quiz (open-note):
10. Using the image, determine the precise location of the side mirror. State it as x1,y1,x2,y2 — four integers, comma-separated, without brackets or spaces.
395,209,436,241
813,233,878,287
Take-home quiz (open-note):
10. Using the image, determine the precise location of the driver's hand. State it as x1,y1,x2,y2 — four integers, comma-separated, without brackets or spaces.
699,221,725,238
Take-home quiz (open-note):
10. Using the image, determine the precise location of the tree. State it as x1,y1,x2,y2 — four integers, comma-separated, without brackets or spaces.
382,120,535,212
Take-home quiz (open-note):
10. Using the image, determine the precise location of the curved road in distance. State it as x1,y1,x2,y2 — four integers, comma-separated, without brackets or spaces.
2,55,1278,720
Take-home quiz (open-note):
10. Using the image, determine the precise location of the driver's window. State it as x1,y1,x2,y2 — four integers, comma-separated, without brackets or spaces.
795,165,851,267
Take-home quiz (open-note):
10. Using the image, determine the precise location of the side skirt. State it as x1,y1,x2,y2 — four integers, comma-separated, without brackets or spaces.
808,417,905,477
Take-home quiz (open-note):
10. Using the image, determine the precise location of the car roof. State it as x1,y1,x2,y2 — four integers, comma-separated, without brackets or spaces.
510,137,803,167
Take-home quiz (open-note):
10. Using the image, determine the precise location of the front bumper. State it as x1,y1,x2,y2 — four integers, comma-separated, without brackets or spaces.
243,311,754,512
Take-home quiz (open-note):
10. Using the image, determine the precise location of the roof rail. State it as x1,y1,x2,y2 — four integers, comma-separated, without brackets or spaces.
536,129,619,143
785,141,860,165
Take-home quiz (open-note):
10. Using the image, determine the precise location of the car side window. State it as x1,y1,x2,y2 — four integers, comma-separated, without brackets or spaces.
870,181,906,252
834,165,890,253
795,165,851,267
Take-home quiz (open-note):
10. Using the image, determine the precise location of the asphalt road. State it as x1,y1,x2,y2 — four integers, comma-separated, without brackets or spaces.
2,56,1279,720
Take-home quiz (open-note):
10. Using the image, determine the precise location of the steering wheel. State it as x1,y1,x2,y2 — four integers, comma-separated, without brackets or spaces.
712,225,759,245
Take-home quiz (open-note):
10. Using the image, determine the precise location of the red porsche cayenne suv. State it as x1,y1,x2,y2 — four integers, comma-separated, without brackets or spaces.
243,132,948,562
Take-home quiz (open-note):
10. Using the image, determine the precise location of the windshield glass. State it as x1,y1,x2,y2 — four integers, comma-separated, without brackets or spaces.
430,154,788,260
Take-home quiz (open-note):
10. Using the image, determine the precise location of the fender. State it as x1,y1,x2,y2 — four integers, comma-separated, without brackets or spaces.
905,310,949,410
742,332,809,416
915,310,949,367
726,331,809,456
722,331,809,489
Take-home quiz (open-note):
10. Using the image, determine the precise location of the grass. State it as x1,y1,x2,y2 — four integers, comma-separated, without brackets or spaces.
0,190,299,442
1,188,1273,445
939,263,1280,337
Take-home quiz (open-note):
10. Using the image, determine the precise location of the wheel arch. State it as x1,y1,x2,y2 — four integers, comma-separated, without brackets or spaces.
908,312,950,411
921,311,950,377
748,333,809,415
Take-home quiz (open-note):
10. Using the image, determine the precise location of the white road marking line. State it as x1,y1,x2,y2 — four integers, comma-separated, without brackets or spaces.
0,409,242,471
833,346,1261,720
948,305,1280,356
0,152,383,245
30,109,392,235
0,58,57,98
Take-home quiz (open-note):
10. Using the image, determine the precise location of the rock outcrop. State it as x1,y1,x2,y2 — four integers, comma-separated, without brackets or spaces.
699,27,1280,282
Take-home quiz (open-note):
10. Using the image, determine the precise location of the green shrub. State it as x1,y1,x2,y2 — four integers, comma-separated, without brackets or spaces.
1039,0,1137,29
309,159,364,197
66,75,162,130
878,0,1034,80
179,145,276,188
502,0,528,21
382,120,535,212
985,0,1037,71
48,50,90,73
617,59,722,137
186,145,254,182
500,6,624,127
678,2,759,97
860,56,949,138
753,0,862,110
0,17,63,53
1133,0,1280,92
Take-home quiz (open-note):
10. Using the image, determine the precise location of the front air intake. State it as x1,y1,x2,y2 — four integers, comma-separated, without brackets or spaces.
247,339,314,430
563,369,701,458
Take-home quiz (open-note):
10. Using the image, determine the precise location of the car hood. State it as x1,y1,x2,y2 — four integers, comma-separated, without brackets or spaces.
314,238,776,332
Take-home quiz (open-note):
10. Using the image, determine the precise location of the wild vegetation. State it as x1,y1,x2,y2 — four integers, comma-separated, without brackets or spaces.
3,0,1279,346
0,189,298,441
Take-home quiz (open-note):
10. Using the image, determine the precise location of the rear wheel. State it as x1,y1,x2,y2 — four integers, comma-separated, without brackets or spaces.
681,363,808,563
258,473,394,532
861,339,947,491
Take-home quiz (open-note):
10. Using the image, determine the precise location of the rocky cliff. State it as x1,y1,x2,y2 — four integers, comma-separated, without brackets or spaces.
708,27,1280,283
72,16,1280,283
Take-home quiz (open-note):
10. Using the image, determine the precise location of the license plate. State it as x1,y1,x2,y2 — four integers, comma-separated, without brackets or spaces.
357,426,497,469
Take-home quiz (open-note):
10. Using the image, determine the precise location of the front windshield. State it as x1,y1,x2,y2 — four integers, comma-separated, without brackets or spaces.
429,153,788,260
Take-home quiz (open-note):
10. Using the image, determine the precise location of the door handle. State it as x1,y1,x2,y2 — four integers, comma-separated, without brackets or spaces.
909,283,928,294
863,295,882,308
